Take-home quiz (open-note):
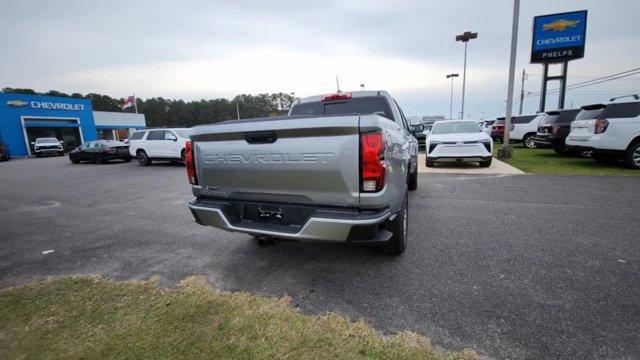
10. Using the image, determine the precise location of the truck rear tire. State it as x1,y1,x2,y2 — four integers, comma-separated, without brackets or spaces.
425,159,434,167
408,166,418,191
379,193,407,256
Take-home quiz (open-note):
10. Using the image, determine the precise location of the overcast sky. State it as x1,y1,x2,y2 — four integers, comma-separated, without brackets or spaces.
1,0,639,118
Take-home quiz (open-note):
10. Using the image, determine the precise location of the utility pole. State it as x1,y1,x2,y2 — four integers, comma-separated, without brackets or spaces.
446,73,459,119
519,69,528,115
360,83,365,91
498,0,520,161
336,75,341,92
236,100,240,120
456,31,478,119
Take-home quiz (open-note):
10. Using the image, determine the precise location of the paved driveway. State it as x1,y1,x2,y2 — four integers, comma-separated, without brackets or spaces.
1,157,639,359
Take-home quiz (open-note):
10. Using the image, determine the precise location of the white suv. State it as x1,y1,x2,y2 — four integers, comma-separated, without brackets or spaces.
129,128,191,166
508,114,542,149
566,96,640,169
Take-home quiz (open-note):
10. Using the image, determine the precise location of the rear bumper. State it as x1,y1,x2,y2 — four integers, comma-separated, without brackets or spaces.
428,155,492,163
188,199,392,243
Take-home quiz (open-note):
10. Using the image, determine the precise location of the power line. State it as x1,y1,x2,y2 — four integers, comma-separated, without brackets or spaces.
527,67,640,97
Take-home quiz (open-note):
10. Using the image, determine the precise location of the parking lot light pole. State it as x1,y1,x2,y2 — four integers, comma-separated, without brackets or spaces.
456,31,478,119
446,73,459,119
498,0,520,161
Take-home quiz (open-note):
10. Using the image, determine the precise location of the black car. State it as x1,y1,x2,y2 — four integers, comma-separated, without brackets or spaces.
69,140,131,164
409,123,426,151
0,141,10,161
534,108,581,154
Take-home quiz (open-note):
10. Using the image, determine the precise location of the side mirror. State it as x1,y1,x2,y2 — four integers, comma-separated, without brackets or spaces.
410,124,424,134
30,142,35,145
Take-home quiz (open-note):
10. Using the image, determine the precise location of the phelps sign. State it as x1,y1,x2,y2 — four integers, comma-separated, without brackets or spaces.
531,10,587,63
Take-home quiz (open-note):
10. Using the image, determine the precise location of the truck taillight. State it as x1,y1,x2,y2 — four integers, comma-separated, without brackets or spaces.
185,140,198,185
595,118,609,134
360,132,385,192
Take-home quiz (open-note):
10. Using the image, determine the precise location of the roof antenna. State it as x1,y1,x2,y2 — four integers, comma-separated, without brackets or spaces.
336,75,341,93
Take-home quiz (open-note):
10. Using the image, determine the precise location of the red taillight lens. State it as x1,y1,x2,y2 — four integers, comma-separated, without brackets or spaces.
321,92,352,102
360,132,385,192
185,140,198,185
551,124,560,134
595,118,609,134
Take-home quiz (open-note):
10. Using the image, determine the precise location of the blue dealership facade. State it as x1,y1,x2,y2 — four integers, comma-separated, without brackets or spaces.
0,93,146,156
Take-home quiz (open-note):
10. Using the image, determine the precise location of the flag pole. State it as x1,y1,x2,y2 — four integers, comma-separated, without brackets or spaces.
133,93,138,114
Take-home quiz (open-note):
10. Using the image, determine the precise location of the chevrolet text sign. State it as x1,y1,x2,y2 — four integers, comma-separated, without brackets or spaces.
531,10,587,63
30,101,86,111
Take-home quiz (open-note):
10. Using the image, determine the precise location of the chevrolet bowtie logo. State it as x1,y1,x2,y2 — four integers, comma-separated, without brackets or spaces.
6,100,28,107
542,19,580,32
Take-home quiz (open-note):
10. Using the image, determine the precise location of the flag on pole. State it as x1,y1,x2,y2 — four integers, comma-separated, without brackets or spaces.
122,96,136,110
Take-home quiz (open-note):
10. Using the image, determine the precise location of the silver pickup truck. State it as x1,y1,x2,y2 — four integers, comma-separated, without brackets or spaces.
186,91,420,255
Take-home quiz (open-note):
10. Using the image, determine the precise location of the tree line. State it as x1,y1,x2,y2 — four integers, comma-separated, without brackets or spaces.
2,88,296,127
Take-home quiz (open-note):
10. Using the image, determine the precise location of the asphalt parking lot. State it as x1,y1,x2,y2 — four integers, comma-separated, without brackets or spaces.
1,156,639,359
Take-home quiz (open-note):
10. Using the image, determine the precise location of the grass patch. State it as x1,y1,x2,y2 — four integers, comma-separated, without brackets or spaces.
493,144,640,176
0,276,475,359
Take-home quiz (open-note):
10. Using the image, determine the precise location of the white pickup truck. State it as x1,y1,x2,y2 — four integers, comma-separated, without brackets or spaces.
186,91,420,255
566,96,640,169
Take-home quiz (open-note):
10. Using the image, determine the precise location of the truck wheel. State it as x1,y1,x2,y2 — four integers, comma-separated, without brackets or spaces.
479,158,492,167
624,141,640,169
523,133,537,149
35,153,41,158
137,150,152,166
70,157,80,164
379,193,407,256
425,159,434,167
408,166,418,191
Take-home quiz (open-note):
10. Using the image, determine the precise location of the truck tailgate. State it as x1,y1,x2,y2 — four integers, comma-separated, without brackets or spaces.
191,115,361,207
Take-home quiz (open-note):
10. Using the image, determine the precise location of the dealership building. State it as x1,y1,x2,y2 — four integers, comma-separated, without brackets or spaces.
0,93,146,157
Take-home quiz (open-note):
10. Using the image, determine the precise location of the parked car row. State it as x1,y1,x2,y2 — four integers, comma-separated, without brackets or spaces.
485,94,640,169
567,96,640,169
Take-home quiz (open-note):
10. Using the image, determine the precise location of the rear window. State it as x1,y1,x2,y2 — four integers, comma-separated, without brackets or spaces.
432,121,481,134
556,109,580,123
290,96,394,121
540,114,559,125
602,102,640,119
130,131,145,140
493,119,505,126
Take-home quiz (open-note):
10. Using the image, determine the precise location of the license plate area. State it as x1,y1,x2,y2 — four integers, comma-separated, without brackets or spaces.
226,202,315,227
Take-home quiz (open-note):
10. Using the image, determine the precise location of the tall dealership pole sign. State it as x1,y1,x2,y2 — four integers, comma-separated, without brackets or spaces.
531,10,587,112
